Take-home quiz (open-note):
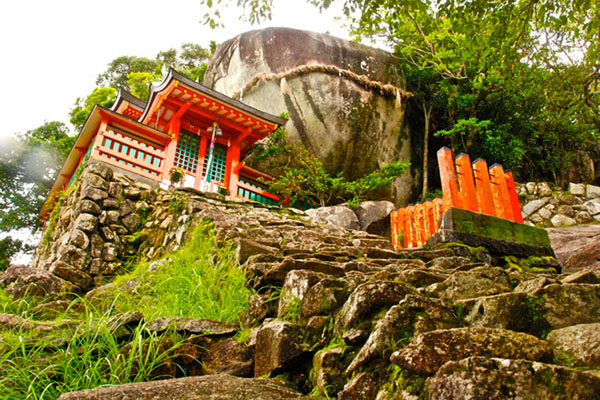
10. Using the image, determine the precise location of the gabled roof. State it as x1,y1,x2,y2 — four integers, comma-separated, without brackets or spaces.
112,89,147,112
139,68,287,130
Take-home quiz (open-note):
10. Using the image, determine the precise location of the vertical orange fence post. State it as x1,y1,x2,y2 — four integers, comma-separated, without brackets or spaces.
437,147,462,210
416,205,426,247
401,209,410,249
472,158,496,217
455,153,478,212
390,210,399,249
489,164,514,221
424,201,435,240
504,171,524,223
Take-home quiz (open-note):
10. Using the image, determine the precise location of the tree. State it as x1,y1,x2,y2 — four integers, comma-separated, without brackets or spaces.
69,87,118,132
70,43,213,133
0,122,74,233
254,129,409,207
0,237,29,272
96,56,160,89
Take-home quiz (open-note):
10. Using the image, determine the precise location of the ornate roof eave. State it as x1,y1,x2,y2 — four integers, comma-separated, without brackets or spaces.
139,68,287,128
112,89,147,112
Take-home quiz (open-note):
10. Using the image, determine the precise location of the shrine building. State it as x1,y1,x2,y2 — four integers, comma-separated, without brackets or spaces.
40,69,289,218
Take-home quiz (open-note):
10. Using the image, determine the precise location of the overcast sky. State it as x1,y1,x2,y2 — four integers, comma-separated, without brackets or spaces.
0,0,350,139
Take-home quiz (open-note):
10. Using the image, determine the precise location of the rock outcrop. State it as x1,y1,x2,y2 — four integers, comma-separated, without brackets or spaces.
204,27,415,204
57,374,317,400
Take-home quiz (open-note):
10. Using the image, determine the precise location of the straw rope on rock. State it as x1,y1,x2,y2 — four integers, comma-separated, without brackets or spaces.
234,63,413,107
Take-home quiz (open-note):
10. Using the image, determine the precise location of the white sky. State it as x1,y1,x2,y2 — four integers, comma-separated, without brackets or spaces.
0,0,350,139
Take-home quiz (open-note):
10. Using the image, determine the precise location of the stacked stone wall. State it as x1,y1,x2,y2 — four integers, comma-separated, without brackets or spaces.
517,181,600,227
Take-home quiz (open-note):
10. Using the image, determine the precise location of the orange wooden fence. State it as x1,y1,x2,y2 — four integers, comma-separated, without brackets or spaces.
390,147,524,249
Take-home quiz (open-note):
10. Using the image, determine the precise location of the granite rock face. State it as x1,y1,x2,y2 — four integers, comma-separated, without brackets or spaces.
57,374,317,400
427,357,600,400
204,27,414,204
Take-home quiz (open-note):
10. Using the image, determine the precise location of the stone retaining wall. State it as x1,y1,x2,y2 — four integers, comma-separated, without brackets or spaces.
517,181,600,227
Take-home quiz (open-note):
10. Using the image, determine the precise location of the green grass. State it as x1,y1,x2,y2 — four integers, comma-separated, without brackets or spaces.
105,221,254,322
0,220,253,399
0,299,189,400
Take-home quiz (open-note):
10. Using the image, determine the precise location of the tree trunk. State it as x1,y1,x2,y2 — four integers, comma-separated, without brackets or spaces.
421,102,433,200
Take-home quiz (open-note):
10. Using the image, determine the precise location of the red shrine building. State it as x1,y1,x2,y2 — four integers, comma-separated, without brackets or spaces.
40,69,288,218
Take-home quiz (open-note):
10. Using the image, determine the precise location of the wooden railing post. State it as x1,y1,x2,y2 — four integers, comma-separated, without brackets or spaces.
505,171,524,223
472,158,496,217
437,147,462,210
455,153,478,212
489,164,514,221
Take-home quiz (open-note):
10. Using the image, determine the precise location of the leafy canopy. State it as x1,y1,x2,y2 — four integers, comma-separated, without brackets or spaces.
0,121,74,233
254,130,409,207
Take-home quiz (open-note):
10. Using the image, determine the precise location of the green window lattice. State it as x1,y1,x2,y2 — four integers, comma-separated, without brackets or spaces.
174,130,201,173
202,141,227,182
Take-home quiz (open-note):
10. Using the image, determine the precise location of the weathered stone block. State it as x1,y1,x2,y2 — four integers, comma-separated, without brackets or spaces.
122,213,140,233
391,327,552,375
236,238,279,265
119,199,134,216
102,198,119,210
102,243,118,262
541,283,600,328
74,213,98,233
81,186,108,202
79,200,102,216
426,357,600,400
547,323,600,367
427,208,555,258
58,245,91,269
108,182,123,199
50,261,93,290
254,320,305,377
70,229,90,250
0,265,76,298
569,182,586,196
587,184,600,199
336,281,417,331
277,270,324,319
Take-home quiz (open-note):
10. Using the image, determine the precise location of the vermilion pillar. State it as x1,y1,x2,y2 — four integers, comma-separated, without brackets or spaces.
437,147,462,210
489,164,514,221
455,153,478,212
505,171,524,223
472,158,496,217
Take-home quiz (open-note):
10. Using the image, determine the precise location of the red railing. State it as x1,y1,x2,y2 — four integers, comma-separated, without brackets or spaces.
92,128,166,182
390,147,524,249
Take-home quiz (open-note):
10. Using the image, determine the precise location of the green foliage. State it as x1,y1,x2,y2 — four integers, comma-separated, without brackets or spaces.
71,43,212,133
69,87,117,132
381,364,426,398
127,71,163,101
0,122,74,233
0,237,28,272
168,192,185,215
256,129,409,207
105,222,254,322
0,298,189,400
96,55,160,89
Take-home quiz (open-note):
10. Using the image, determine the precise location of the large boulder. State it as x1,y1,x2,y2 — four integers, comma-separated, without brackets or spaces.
204,27,414,204
546,224,600,272
426,357,600,400
0,265,76,298
391,327,552,375
57,374,318,400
